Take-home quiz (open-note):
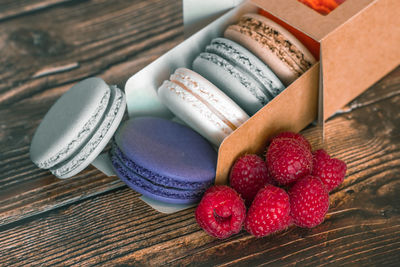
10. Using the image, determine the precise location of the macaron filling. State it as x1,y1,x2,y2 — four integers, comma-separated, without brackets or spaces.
228,16,313,77
50,86,125,177
110,144,213,190
206,39,285,98
197,52,271,105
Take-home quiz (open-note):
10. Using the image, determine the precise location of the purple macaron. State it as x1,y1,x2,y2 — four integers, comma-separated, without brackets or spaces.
110,117,217,204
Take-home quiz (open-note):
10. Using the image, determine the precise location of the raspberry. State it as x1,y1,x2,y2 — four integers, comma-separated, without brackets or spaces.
312,149,347,192
245,185,291,237
273,132,312,151
289,175,329,228
313,149,330,161
230,154,274,206
195,185,246,239
266,138,313,185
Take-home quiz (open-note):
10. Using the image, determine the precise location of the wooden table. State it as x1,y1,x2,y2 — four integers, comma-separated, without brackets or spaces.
1,0,399,266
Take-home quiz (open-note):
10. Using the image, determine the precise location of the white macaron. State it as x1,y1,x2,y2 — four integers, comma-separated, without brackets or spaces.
158,68,249,146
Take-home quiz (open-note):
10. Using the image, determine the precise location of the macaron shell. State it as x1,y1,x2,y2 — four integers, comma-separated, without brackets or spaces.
225,13,316,85
207,38,285,98
114,117,217,184
193,53,265,115
50,85,126,178
30,77,111,169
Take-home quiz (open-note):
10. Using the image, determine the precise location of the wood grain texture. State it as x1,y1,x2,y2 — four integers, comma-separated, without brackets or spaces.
0,0,75,21
0,0,399,266
0,0,183,226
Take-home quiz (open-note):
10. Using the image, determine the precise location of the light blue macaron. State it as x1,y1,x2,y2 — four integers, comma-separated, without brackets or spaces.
193,38,285,115
30,77,126,178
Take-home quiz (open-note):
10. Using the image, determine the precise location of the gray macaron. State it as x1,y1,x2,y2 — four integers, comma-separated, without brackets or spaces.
193,38,285,115
30,77,126,178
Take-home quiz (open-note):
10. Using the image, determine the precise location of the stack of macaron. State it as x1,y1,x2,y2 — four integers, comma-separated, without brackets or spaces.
158,13,316,147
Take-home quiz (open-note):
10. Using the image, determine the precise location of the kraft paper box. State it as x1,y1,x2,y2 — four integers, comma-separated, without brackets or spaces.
124,0,400,186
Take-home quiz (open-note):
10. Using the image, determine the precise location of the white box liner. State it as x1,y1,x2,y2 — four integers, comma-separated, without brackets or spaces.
93,1,255,213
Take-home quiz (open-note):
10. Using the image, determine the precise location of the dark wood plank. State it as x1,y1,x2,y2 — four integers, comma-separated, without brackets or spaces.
0,0,75,21
0,0,183,226
0,66,399,266
0,0,183,106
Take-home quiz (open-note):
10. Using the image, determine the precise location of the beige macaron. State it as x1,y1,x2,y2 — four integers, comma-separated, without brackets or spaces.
225,13,316,85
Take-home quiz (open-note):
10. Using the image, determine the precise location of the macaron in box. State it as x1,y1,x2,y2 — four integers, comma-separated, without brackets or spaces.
125,1,320,185
192,38,285,115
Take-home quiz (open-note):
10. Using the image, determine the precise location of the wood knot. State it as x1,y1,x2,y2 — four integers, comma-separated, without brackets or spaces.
9,28,67,57
346,189,355,194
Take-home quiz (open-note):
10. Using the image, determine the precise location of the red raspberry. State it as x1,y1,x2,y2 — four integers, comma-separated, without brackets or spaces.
195,185,246,239
289,175,329,228
312,149,347,192
313,149,330,160
266,138,313,185
245,185,291,237
273,132,312,151
230,154,274,206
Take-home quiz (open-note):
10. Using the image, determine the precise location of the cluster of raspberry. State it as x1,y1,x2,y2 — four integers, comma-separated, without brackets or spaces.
195,132,347,239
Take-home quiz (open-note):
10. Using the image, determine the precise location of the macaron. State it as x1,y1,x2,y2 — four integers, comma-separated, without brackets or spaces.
110,117,217,204
224,13,316,85
193,37,285,115
30,77,126,178
157,68,249,146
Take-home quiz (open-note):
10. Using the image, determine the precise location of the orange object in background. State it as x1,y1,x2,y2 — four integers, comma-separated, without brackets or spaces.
259,9,320,60
298,0,345,15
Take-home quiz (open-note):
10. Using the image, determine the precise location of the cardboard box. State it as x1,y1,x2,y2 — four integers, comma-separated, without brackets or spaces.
125,0,400,185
